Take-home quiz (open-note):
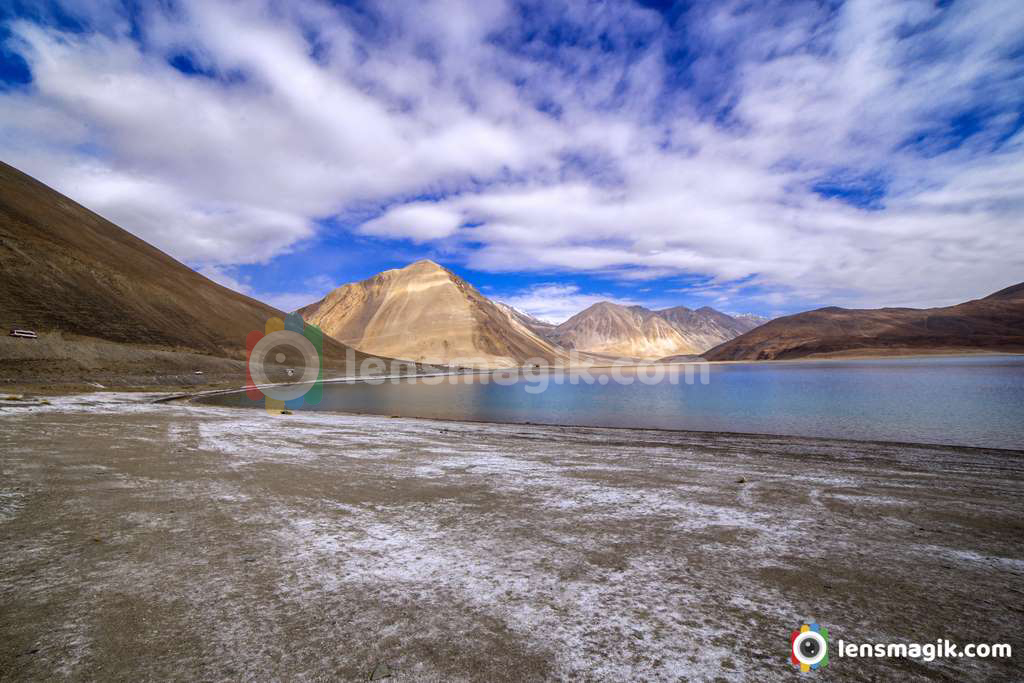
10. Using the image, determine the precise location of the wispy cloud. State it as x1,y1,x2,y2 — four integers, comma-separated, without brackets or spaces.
1,0,1022,310
497,283,638,324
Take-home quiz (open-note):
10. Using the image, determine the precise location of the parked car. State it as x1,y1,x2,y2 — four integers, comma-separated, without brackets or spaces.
193,370,204,375
9,329,38,339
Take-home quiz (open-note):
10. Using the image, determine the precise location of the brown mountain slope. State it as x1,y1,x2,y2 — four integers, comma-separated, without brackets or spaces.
0,161,372,377
703,284,1024,361
550,302,762,358
298,260,566,367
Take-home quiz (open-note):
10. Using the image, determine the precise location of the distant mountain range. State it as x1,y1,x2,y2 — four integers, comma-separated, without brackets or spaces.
298,262,765,364
300,258,1024,365
545,302,763,358
705,283,1024,360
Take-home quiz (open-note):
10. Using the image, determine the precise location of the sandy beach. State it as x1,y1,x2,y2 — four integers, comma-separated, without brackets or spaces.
1,394,1021,681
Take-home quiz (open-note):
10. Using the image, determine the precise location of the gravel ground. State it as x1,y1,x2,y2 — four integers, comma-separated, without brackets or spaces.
1,394,1022,681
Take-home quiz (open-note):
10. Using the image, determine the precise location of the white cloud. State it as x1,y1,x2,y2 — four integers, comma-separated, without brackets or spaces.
360,202,465,242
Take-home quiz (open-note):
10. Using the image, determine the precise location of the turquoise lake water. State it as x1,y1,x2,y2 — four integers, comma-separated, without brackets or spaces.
205,355,1024,450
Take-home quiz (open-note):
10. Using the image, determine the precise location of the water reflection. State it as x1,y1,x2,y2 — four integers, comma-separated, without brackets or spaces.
203,356,1024,449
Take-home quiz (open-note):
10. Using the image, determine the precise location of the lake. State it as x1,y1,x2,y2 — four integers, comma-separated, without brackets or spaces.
202,355,1024,450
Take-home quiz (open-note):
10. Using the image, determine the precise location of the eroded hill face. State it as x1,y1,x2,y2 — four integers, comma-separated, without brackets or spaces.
703,285,1024,361
0,161,372,374
298,261,565,367
549,302,762,358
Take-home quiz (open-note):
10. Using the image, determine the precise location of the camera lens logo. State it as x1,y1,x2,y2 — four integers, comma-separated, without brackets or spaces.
791,623,829,672
246,312,323,414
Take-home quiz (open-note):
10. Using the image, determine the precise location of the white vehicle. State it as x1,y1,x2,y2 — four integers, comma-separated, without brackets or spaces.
9,329,38,339
193,370,204,375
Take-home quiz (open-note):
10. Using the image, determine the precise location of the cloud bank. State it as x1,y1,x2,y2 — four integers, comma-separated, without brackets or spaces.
1,0,1022,311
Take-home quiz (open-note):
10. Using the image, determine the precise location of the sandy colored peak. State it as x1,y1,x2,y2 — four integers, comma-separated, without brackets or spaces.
298,259,563,367
405,259,446,273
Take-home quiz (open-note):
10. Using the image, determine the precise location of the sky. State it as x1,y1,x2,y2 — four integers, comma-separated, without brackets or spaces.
1,0,1022,323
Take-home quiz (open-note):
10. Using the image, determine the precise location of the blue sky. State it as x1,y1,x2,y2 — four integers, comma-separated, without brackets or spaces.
1,0,1022,322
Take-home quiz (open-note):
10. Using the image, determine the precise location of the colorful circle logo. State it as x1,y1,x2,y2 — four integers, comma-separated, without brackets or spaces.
791,623,829,672
246,312,323,413
248,329,320,400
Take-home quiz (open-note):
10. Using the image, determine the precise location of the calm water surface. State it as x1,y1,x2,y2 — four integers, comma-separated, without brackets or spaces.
206,355,1024,450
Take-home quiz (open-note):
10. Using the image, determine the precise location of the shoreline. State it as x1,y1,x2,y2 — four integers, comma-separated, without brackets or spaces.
6,389,1023,454
186,395,1024,455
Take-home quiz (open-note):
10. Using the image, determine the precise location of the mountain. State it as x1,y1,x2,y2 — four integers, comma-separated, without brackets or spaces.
549,302,762,358
0,161,373,383
298,260,566,367
704,284,1024,360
